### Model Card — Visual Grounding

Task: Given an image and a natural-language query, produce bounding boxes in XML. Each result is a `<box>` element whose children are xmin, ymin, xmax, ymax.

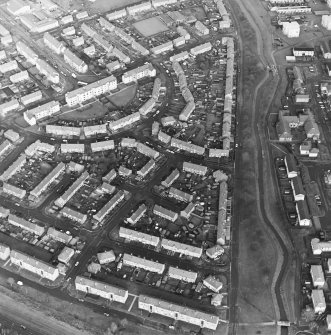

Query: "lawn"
<box><xmin>61</xmin><ymin>101</ymin><xmax>107</xmax><ymax>121</ymax></box>
<box><xmin>133</xmin><ymin>17</ymin><xmax>169</xmax><ymax>37</ymax></box>
<box><xmin>107</xmin><ymin>84</ymin><xmax>137</xmax><ymax>108</ymax></box>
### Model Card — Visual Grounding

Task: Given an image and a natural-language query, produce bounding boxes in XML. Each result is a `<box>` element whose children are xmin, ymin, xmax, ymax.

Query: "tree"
<box><xmin>119</xmin><ymin>318</ymin><xmax>128</xmax><ymax>329</ymax></box>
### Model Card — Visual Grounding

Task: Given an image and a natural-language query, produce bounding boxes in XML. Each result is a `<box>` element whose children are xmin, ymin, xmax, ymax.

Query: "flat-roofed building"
<box><xmin>47</xmin><ymin>227</ymin><xmax>72</xmax><ymax>244</ymax></box>
<box><xmin>121</xmin><ymin>138</ymin><xmax>137</xmax><ymax>148</ymax></box>
<box><xmin>0</xmin><ymin>154</ymin><xmax>26</xmax><ymax>181</ymax></box>
<box><xmin>183</xmin><ymin>162</ymin><xmax>207</xmax><ymax>176</ymax></box>
<box><xmin>10</xmin><ymin>250</ymin><xmax>59</xmax><ymax>281</ymax></box>
<box><xmin>102</xmin><ymin>169</ymin><xmax>117</xmax><ymax>183</ymax></box>
<box><xmin>93</xmin><ymin>190</ymin><xmax>125</xmax><ymax>222</ymax></box>
<box><xmin>43</xmin><ymin>32</ymin><xmax>65</xmax><ymax>54</ymax></box>
<box><xmin>123</xmin><ymin>253</ymin><xmax>165</xmax><ymax>274</ymax></box>
<box><xmin>0</xmin><ymin>206</ymin><xmax>10</xmax><ymax>218</ymax></box>
<box><xmin>310</xmin><ymin>265</ymin><xmax>325</xmax><ymax>288</ymax></box>
<box><xmin>106</xmin><ymin>9</ymin><xmax>127</xmax><ymax>21</ymax></box>
<box><xmin>180</xmin><ymin>202</ymin><xmax>196</xmax><ymax>218</ymax></box>
<box><xmin>122</xmin><ymin>63</ymin><xmax>156</xmax><ymax>84</ymax></box>
<box><xmin>21</xmin><ymin>91</ymin><xmax>42</xmax><ymax>106</ymax></box>
<box><xmin>119</xmin><ymin>227</ymin><xmax>160</xmax><ymax>247</ymax></box>
<box><xmin>60</xmin><ymin>143</ymin><xmax>84</xmax><ymax>153</ymax></box>
<box><xmin>24</xmin><ymin>101</ymin><xmax>60</xmax><ymax>126</ymax></box>
<box><xmin>8</xmin><ymin>214</ymin><xmax>45</xmax><ymax>235</ymax></box>
<box><xmin>109</xmin><ymin>112</ymin><xmax>141</xmax><ymax>131</ymax></box>
<box><xmin>55</xmin><ymin>171</ymin><xmax>89</xmax><ymax>208</ymax></box>
<box><xmin>0</xmin><ymin>60</ymin><xmax>18</xmax><ymax>73</ymax></box>
<box><xmin>61</xmin><ymin>206</ymin><xmax>87</xmax><ymax>224</ymax></box>
<box><xmin>58</xmin><ymin>246</ymin><xmax>75</xmax><ymax>264</ymax></box>
<box><xmin>0</xmin><ymin>140</ymin><xmax>13</xmax><ymax>157</ymax></box>
<box><xmin>30</xmin><ymin>162</ymin><xmax>65</xmax><ymax>198</ymax></box>
<box><xmin>171</xmin><ymin>138</ymin><xmax>205</xmax><ymax>155</ymax></box>
<box><xmin>75</xmin><ymin>276</ymin><xmax>128</xmax><ymax>303</ymax></box>
<box><xmin>83</xmin><ymin>124</ymin><xmax>108</xmax><ymax>137</ymax></box>
<box><xmin>137</xmin><ymin>143</ymin><xmax>159</xmax><ymax>159</ymax></box>
<box><xmin>311</xmin><ymin>289</ymin><xmax>326</xmax><ymax>314</ymax></box>
<box><xmin>3</xmin><ymin>182</ymin><xmax>26</xmax><ymax>199</ymax></box>
<box><xmin>161</xmin><ymin>239</ymin><xmax>202</xmax><ymax>258</ymax></box>
<box><xmin>168</xmin><ymin>266</ymin><xmax>197</xmax><ymax>283</ymax></box>
<box><xmin>97</xmin><ymin>250</ymin><xmax>115</xmax><ymax>264</ymax></box>
<box><xmin>0</xmin><ymin>243</ymin><xmax>10</xmax><ymax>260</ymax></box>
<box><xmin>0</xmin><ymin>99</ymin><xmax>20</xmax><ymax>116</ymax></box>
<box><xmin>63</xmin><ymin>48</ymin><xmax>88</xmax><ymax>73</ymax></box>
<box><xmin>138</xmin><ymin>295</ymin><xmax>219</xmax><ymax>330</ymax></box>
<box><xmin>153</xmin><ymin>204</ymin><xmax>178</xmax><ymax>222</ymax></box>
<box><xmin>127</xmin><ymin>204</ymin><xmax>147</xmax><ymax>224</ymax></box>
<box><xmin>137</xmin><ymin>159</ymin><xmax>155</xmax><ymax>177</ymax></box>
<box><xmin>46</xmin><ymin>125</ymin><xmax>81</xmax><ymax>137</ymax></box>
<box><xmin>190</xmin><ymin>42</ymin><xmax>212</xmax><ymax>56</ymax></box>
<box><xmin>203</xmin><ymin>275</ymin><xmax>223</xmax><ymax>293</ymax></box>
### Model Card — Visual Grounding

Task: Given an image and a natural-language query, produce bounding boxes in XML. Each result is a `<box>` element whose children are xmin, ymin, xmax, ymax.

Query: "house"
<box><xmin>291</xmin><ymin>176</ymin><xmax>305</xmax><ymax>201</ymax></box>
<box><xmin>300</xmin><ymin>141</ymin><xmax>311</xmax><ymax>155</ymax></box>
<box><xmin>284</xmin><ymin>154</ymin><xmax>298</xmax><ymax>178</ymax></box>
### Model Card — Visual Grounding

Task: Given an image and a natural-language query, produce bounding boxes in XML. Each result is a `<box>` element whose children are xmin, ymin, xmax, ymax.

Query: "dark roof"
<box><xmin>293</xmin><ymin>47</ymin><xmax>314</xmax><ymax>52</ymax></box>
<box><xmin>292</xmin><ymin>176</ymin><xmax>305</xmax><ymax>195</ymax></box>
<box><xmin>285</xmin><ymin>154</ymin><xmax>297</xmax><ymax>173</ymax></box>
<box><xmin>296</xmin><ymin>199</ymin><xmax>310</xmax><ymax>220</ymax></box>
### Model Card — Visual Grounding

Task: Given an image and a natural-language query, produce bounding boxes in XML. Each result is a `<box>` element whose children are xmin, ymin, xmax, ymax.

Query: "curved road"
<box><xmin>228</xmin><ymin>0</ymin><xmax>296</xmax><ymax>332</ymax></box>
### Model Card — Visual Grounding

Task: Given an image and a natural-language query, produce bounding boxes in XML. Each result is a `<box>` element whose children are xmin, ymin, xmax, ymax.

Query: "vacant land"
<box><xmin>107</xmin><ymin>84</ymin><xmax>137</xmax><ymax>108</ymax></box>
<box><xmin>133</xmin><ymin>17</ymin><xmax>169</xmax><ymax>37</ymax></box>
<box><xmin>61</xmin><ymin>101</ymin><xmax>107</xmax><ymax>121</ymax></box>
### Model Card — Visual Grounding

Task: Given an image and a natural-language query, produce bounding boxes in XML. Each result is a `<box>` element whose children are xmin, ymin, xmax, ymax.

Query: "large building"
<box><xmin>75</xmin><ymin>276</ymin><xmax>128</xmax><ymax>303</ymax></box>
<box><xmin>137</xmin><ymin>143</ymin><xmax>159</xmax><ymax>159</ymax></box>
<box><xmin>91</xmin><ymin>140</ymin><xmax>115</xmax><ymax>153</ymax></box>
<box><xmin>83</xmin><ymin>124</ymin><xmax>108</xmax><ymax>137</ymax></box>
<box><xmin>106</xmin><ymin>9</ymin><xmax>127</xmax><ymax>21</ymax></box>
<box><xmin>153</xmin><ymin>204</ymin><xmax>178</xmax><ymax>222</ymax></box>
<box><xmin>183</xmin><ymin>162</ymin><xmax>207</xmax><ymax>176</ymax></box>
<box><xmin>137</xmin><ymin>159</ymin><xmax>155</xmax><ymax>177</ymax></box>
<box><xmin>119</xmin><ymin>227</ymin><xmax>160</xmax><ymax>247</ymax></box>
<box><xmin>16</xmin><ymin>41</ymin><xmax>38</xmax><ymax>65</ymax></box>
<box><xmin>46</xmin><ymin>125</ymin><xmax>81</xmax><ymax>137</ymax></box>
<box><xmin>311</xmin><ymin>289</ymin><xmax>326</xmax><ymax>314</ymax></box>
<box><xmin>21</xmin><ymin>91</ymin><xmax>43</xmax><ymax>106</ymax></box>
<box><xmin>138</xmin><ymin>295</ymin><xmax>219</xmax><ymax>330</ymax></box>
<box><xmin>30</xmin><ymin>162</ymin><xmax>65</xmax><ymax>198</ymax></box>
<box><xmin>122</xmin><ymin>63</ymin><xmax>156</xmax><ymax>84</ymax></box>
<box><xmin>8</xmin><ymin>214</ymin><xmax>45</xmax><ymax>235</ymax></box>
<box><xmin>44</xmin><ymin>32</ymin><xmax>65</xmax><ymax>54</ymax></box>
<box><xmin>127</xmin><ymin>204</ymin><xmax>147</xmax><ymax>224</ymax></box>
<box><xmin>122</xmin><ymin>253</ymin><xmax>165</xmax><ymax>274</ymax></box>
<box><xmin>310</xmin><ymin>265</ymin><xmax>325</xmax><ymax>288</ymax></box>
<box><xmin>36</xmin><ymin>59</ymin><xmax>59</xmax><ymax>84</ymax></box>
<box><xmin>171</xmin><ymin>138</ymin><xmax>205</xmax><ymax>155</ymax></box>
<box><xmin>93</xmin><ymin>190</ymin><xmax>125</xmax><ymax>222</ymax></box>
<box><xmin>55</xmin><ymin>171</ymin><xmax>89</xmax><ymax>208</ymax></box>
<box><xmin>0</xmin><ymin>60</ymin><xmax>18</xmax><ymax>73</ymax></box>
<box><xmin>61</xmin><ymin>207</ymin><xmax>87</xmax><ymax>224</ymax></box>
<box><xmin>3</xmin><ymin>182</ymin><xmax>26</xmax><ymax>199</ymax></box>
<box><xmin>0</xmin><ymin>154</ymin><xmax>26</xmax><ymax>181</ymax></box>
<box><xmin>24</xmin><ymin>101</ymin><xmax>60</xmax><ymax>126</ymax></box>
<box><xmin>0</xmin><ymin>99</ymin><xmax>20</xmax><ymax>117</ymax></box>
<box><xmin>10</xmin><ymin>250</ymin><xmax>59</xmax><ymax>281</ymax></box>
<box><xmin>126</xmin><ymin>1</ymin><xmax>152</xmax><ymax>15</ymax></box>
<box><xmin>161</xmin><ymin>239</ymin><xmax>202</xmax><ymax>258</ymax></box>
<box><xmin>109</xmin><ymin>112</ymin><xmax>140</xmax><ymax>131</ymax></box>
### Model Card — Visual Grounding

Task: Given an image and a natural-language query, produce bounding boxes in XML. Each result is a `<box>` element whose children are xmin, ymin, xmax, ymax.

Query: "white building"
<box><xmin>61</xmin><ymin>207</ymin><xmax>87</xmax><ymax>224</ymax></box>
<box><xmin>119</xmin><ymin>227</ymin><xmax>160</xmax><ymax>247</ymax></box>
<box><xmin>83</xmin><ymin>124</ymin><xmax>108</xmax><ymax>137</ymax></box>
<box><xmin>179</xmin><ymin>101</ymin><xmax>196</xmax><ymax>121</ymax></box>
<box><xmin>97</xmin><ymin>250</ymin><xmax>115</xmax><ymax>264</ymax></box>
<box><xmin>9</xmin><ymin>71</ymin><xmax>29</xmax><ymax>83</ymax></box>
<box><xmin>151</xmin><ymin>41</ymin><xmax>174</xmax><ymax>55</ymax></box>
<box><xmin>152</xmin><ymin>0</ymin><xmax>177</xmax><ymax>8</ymax></box>
<box><xmin>153</xmin><ymin>204</ymin><xmax>178</xmax><ymax>222</ymax></box>
<box><xmin>93</xmin><ymin>190</ymin><xmax>125</xmax><ymax>222</ymax></box>
<box><xmin>60</xmin><ymin>143</ymin><xmax>84</xmax><ymax>154</ymax></box>
<box><xmin>180</xmin><ymin>202</ymin><xmax>196</xmax><ymax>219</ymax></box>
<box><xmin>171</xmin><ymin>138</ymin><xmax>205</xmax><ymax>155</ymax></box>
<box><xmin>30</xmin><ymin>162</ymin><xmax>65</xmax><ymax>198</ymax></box>
<box><xmin>0</xmin><ymin>206</ymin><xmax>10</xmax><ymax>219</ymax></box>
<box><xmin>46</xmin><ymin>125</ymin><xmax>81</xmax><ymax>137</ymax></box>
<box><xmin>0</xmin><ymin>99</ymin><xmax>20</xmax><ymax>117</ymax></box>
<box><xmin>36</xmin><ymin>59</ymin><xmax>59</xmax><ymax>84</ymax></box>
<box><xmin>0</xmin><ymin>243</ymin><xmax>10</xmax><ymax>260</ymax></box>
<box><xmin>109</xmin><ymin>112</ymin><xmax>140</xmax><ymax>131</ymax></box>
<box><xmin>190</xmin><ymin>42</ymin><xmax>212</xmax><ymax>56</ymax></box>
<box><xmin>121</xmin><ymin>138</ymin><xmax>137</xmax><ymax>148</ymax></box>
<box><xmin>170</xmin><ymin>51</ymin><xmax>189</xmax><ymax>62</ymax></box>
<box><xmin>106</xmin><ymin>9</ymin><xmax>127</xmax><ymax>21</ymax></box>
<box><xmin>127</xmin><ymin>204</ymin><xmax>147</xmax><ymax>224</ymax></box>
<box><xmin>47</xmin><ymin>227</ymin><xmax>72</xmax><ymax>244</ymax></box>
<box><xmin>75</xmin><ymin>276</ymin><xmax>128</xmax><ymax>303</ymax></box>
<box><xmin>203</xmin><ymin>275</ymin><xmax>223</xmax><ymax>293</ymax></box>
<box><xmin>16</xmin><ymin>41</ymin><xmax>38</xmax><ymax>65</ymax></box>
<box><xmin>122</xmin><ymin>63</ymin><xmax>156</xmax><ymax>84</ymax></box>
<box><xmin>25</xmin><ymin>140</ymin><xmax>54</xmax><ymax>156</ymax></box>
<box><xmin>195</xmin><ymin>21</ymin><xmax>209</xmax><ymax>35</ymax></box>
<box><xmin>4</xmin><ymin>129</ymin><xmax>19</xmax><ymax>143</ymax></box>
<box><xmin>137</xmin><ymin>143</ymin><xmax>159</xmax><ymax>159</ymax></box>
<box><xmin>311</xmin><ymin>238</ymin><xmax>331</xmax><ymax>255</ymax></box>
<box><xmin>183</xmin><ymin>162</ymin><xmax>207</xmax><ymax>176</ymax></box>
<box><xmin>58</xmin><ymin>247</ymin><xmax>75</xmax><ymax>264</ymax></box>
<box><xmin>8</xmin><ymin>214</ymin><xmax>45</xmax><ymax>235</ymax></box>
<box><xmin>168</xmin><ymin>266</ymin><xmax>197</xmax><ymax>283</ymax></box>
<box><xmin>10</xmin><ymin>250</ymin><xmax>59</xmax><ymax>281</ymax></box>
<box><xmin>102</xmin><ymin>169</ymin><xmax>117</xmax><ymax>183</ymax></box>
<box><xmin>126</xmin><ymin>1</ymin><xmax>152</xmax><ymax>16</ymax></box>
<box><xmin>310</xmin><ymin>265</ymin><xmax>325</xmax><ymax>288</ymax></box>
<box><xmin>206</xmin><ymin>245</ymin><xmax>224</xmax><ymax>259</ymax></box>
<box><xmin>21</xmin><ymin>91</ymin><xmax>43</xmax><ymax>106</ymax></box>
<box><xmin>0</xmin><ymin>140</ymin><xmax>12</xmax><ymax>158</ymax></box>
<box><xmin>61</xmin><ymin>15</ymin><xmax>73</xmax><ymax>25</ymax></box>
<box><xmin>3</xmin><ymin>182</ymin><xmax>26</xmax><ymax>199</ymax></box>
<box><xmin>161</xmin><ymin>239</ymin><xmax>202</xmax><ymax>258</ymax></box>
<box><xmin>24</xmin><ymin>101</ymin><xmax>60</xmax><ymax>126</ymax></box>
<box><xmin>311</xmin><ymin>289</ymin><xmax>326</xmax><ymax>314</ymax></box>
<box><xmin>139</xmin><ymin>98</ymin><xmax>156</xmax><ymax>116</ymax></box>
<box><xmin>158</xmin><ymin>130</ymin><xmax>171</xmax><ymax>144</ymax></box>
<box><xmin>282</xmin><ymin>21</ymin><xmax>300</xmax><ymax>38</ymax></box>
<box><xmin>55</xmin><ymin>171</ymin><xmax>89</xmax><ymax>208</ymax></box>
<box><xmin>123</xmin><ymin>253</ymin><xmax>165</xmax><ymax>274</ymax></box>
<box><xmin>44</xmin><ymin>32</ymin><xmax>65</xmax><ymax>54</ymax></box>
<box><xmin>118</xmin><ymin>166</ymin><xmax>132</xmax><ymax>177</ymax></box>
<box><xmin>91</xmin><ymin>140</ymin><xmax>114</xmax><ymax>153</ymax></box>
<box><xmin>169</xmin><ymin>187</ymin><xmax>193</xmax><ymax>203</ymax></box>
<box><xmin>0</xmin><ymin>154</ymin><xmax>26</xmax><ymax>181</ymax></box>
<box><xmin>0</xmin><ymin>60</ymin><xmax>18</xmax><ymax>73</ymax></box>
<box><xmin>7</xmin><ymin>0</ymin><xmax>30</xmax><ymax>16</ymax></box>
<box><xmin>137</xmin><ymin>159</ymin><xmax>155</xmax><ymax>178</ymax></box>
<box><xmin>138</xmin><ymin>295</ymin><xmax>219</xmax><ymax>330</ymax></box>
<box><xmin>63</xmin><ymin>48</ymin><xmax>88</xmax><ymax>73</ymax></box>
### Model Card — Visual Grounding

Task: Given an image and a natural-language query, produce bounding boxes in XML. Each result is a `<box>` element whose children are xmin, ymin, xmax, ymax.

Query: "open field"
<box><xmin>60</xmin><ymin>101</ymin><xmax>107</xmax><ymax>121</ymax></box>
<box><xmin>107</xmin><ymin>84</ymin><xmax>137</xmax><ymax>107</ymax></box>
<box><xmin>133</xmin><ymin>17</ymin><xmax>169</xmax><ymax>37</ymax></box>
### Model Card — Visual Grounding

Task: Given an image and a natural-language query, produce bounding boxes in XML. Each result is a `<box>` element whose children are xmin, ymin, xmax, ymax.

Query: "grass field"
<box><xmin>107</xmin><ymin>84</ymin><xmax>137</xmax><ymax>107</ymax></box>
<box><xmin>133</xmin><ymin>17</ymin><xmax>169</xmax><ymax>37</ymax></box>
<box><xmin>61</xmin><ymin>101</ymin><xmax>107</xmax><ymax>121</ymax></box>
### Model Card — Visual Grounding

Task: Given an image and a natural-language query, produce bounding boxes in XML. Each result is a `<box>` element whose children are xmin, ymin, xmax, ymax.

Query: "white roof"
<box><xmin>123</xmin><ymin>253</ymin><xmax>165</xmax><ymax>273</ymax></box>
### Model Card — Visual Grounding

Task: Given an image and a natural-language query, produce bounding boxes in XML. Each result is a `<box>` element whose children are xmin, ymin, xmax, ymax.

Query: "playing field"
<box><xmin>133</xmin><ymin>17</ymin><xmax>169</xmax><ymax>37</ymax></box>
